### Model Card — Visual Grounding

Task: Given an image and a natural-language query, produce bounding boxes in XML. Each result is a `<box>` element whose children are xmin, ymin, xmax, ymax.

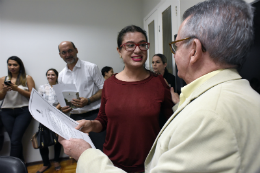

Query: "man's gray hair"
<box><xmin>181</xmin><ymin>0</ymin><xmax>254</xmax><ymax>67</ymax></box>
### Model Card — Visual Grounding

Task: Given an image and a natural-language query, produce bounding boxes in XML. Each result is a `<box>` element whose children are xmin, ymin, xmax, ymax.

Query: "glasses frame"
<box><xmin>60</xmin><ymin>49</ymin><xmax>74</xmax><ymax>55</ymax></box>
<box><xmin>169</xmin><ymin>37</ymin><xmax>206</xmax><ymax>54</ymax></box>
<box><xmin>120</xmin><ymin>42</ymin><xmax>150</xmax><ymax>52</ymax></box>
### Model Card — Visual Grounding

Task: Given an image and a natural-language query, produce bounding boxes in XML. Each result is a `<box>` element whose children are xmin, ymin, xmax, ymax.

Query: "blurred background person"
<box><xmin>0</xmin><ymin>56</ymin><xmax>35</xmax><ymax>163</ymax></box>
<box><xmin>36</xmin><ymin>68</ymin><xmax>62</xmax><ymax>173</ymax></box>
<box><xmin>70</xmin><ymin>25</ymin><xmax>174</xmax><ymax>173</ymax></box>
<box><xmin>152</xmin><ymin>53</ymin><xmax>175</xmax><ymax>88</ymax></box>
<box><xmin>101</xmin><ymin>66</ymin><xmax>114</xmax><ymax>80</ymax></box>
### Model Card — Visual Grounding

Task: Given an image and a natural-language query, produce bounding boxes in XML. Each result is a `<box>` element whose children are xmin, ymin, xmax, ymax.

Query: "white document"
<box><xmin>29</xmin><ymin>88</ymin><xmax>95</xmax><ymax>148</ymax></box>
<box><xmin>53</xmin><ymin>84</ymin><xmax>78</xmax><ymax>107</ymax></box>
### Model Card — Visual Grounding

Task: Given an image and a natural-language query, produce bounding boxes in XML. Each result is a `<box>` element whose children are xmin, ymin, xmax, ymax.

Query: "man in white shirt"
<box><xmin>58</xmin><ymin>41</ymin><xmax>106</xmax><ymax>151</ymax></box>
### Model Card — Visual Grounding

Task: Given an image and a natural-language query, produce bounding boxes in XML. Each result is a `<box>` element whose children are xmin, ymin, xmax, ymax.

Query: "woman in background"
<box><xmin>0</xmin><ymin>56</ymin><xmax>35</xmax><ymax>162</ymax></box>
<box><xmin>76</xmin><ymin>25</ymin><xmax>174</xmax><ymax>172</ymax></box>
<box><xmin>152</xmin><ymin>53</ymin><xmax>175</xmax><ymax>88</ymax></box>
<box><xmin>101</xmin><ymin>66</ymin><xmax>114</xmax><ymax>80</ymax></box>
<box><xmin>36</xmin><ymin>68</ymin><xmax>62</xmax><ymax>173</ymax></box>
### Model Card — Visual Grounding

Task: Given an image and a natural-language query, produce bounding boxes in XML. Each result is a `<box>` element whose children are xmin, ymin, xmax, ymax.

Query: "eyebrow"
<box><xmin>125</xmin><ymin>40</ymin><xmax>147</xmax><ymax>43</ymax></box>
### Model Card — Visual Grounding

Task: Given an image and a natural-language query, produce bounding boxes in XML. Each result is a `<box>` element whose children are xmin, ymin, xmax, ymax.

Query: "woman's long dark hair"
<box><xmin>7</xmin><ymin>56</ymin><xmax>27</xmax><ymax>86</ymax></box>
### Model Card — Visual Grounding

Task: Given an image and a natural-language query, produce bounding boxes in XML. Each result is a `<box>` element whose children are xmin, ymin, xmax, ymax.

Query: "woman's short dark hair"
<box><xmin>7</xmin><ymin>56</ymin><xmax>27</xmax><ymax>86</ymax></box>
<box><xmin>153</xmin><ymin>53</ymin><xmax>167</xmax><ymax>64</ymax></box>
<box><xmin>117</xmin><ymin>25</ymin><xmax>148</xmax><ymax>50</ymax></box>
<box><xmin>46</xmin><ymin>68</ymin><xmax>59</xmax><ymax>83</ymax></box>
<box><xmin>101</xmin><ymin>66</ymin><xmax>112</xmax><ymax>77</ymax></box>
<box><xmin>153</xmin><ymin>53</ymin><xmax>169</xmax><ymax>73</ymax></box>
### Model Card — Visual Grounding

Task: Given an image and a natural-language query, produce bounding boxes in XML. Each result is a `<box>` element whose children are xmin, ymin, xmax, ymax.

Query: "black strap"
<box><xmin>0</xmin><ymin>77</ymin><xmax>8</xmax><ymax>109</ymax></box>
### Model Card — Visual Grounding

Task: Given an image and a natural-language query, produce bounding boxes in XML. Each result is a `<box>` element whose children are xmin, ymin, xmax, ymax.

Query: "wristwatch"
<box><xmin>87</xmin><ymin>98</ymin><xmax>91</xmax><ymax>105</ymax></box>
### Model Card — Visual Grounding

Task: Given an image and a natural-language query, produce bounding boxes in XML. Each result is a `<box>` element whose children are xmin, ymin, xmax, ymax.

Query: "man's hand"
<box><xmin>58</xmin><ymin>136</ymin><xmax>92</xmax><ymax>160</ymax></box>
<box><xmin>76</xmin><ymin>120</ymin><xmax>92</xmax><ymax>133</ymax></box>
<box><xmin>170</xmin><ymin>87</ymin><xmax>180</xmax><ymax>104</ymax></box>
<box><xmin>71</xmin><ymin>97</ymin><xmax>88</xmax><ymax>108</ymax></box>
<box><xmin>61</xmin><ymin>106</ymin><xmax>72</xmax><ymax>113</ymax></box>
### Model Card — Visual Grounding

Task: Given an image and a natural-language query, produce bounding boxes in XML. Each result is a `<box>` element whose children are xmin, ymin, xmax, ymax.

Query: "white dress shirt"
<box><xmin>58</xmin><ymin>59</ymin><xmax>104</xmax><ymax>114</ymax></box>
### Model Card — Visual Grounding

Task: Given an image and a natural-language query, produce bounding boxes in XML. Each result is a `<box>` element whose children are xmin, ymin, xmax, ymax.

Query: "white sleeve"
<box><xmin>38</xmin><ymin>85</ymin><xmax>44</xmax><ymax>96</ymax></box>
<box><xmin>91</xmin><ymin>65</ymin><xmax>104</xmax><ymax>90</ymax></box>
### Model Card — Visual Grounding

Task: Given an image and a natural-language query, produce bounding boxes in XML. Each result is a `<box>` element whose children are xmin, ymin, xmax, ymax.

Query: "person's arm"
<box><xmin>58</xmin><ymin>137</ymin><xmax>125</xmax><ymax>173</ymax></box>
<box><xmin>76</xmin><ymin>119</ymin><xmax>103</xmax><ymax>133</ymax></box>
<box><xmin>170</xmin><ymin>87</ymin><xmax>179</xmax><ymax>104</ymax></box>
<box><xmin>0</xmin><ymin>77</ymin><xmax>9</xmax><ymax>100</ymax></box>
<box><xmin>161</xmin><ymin>85</ymin><xmax>174</xmax><ymax>120</ymax></box>
<box><xmin>88</xmin><ymin>89</ymin><xmax>102</xmax><ymax>103</ymax></box>
<box><xmin>9</xmin><ymin>75</ymin><xmax>35</xmax><ymax>98</ymax></box>
<box><xmin>71</xmin><ymin>89</ymin><xmax>102</xmax><ymax>108</ymax></box>
<box><xmin>56</xmin><ymin>104</ymin><xmax>61</xmax><ymax>110</ymax></box>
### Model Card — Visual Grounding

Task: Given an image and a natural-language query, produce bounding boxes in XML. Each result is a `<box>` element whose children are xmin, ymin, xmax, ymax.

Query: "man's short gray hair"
<box><xmin>181</xmin><ymin>0</ymin><xmax>254</xmax><ymax>67</ymax></box>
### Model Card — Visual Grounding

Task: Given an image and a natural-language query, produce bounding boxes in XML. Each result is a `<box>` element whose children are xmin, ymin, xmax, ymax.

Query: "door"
<box><xmin>158</xmin><ymin>0</ymin><xmax>179</xmax><ymax>75</ymax></box>
<box><xmin>144</xmin><ymin>10</ymin><xmax>159</xmax><ymax>71</ymax></box>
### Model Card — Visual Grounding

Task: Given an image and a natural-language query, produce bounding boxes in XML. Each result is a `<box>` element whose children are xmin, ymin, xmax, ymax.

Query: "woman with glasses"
<box><xmin>76</xmin><ymin>25</ymin><xmax>174</xmax><ymax>172</ymax></box>
<box><xmin>0</xmin><ymin>56</ymin><xmax>35</xmax><ymax>163</ymax></box>
<box><xmin>152</xmin><ymin>53</ymin><xmax>175</xmax><ymax>88</ymax></box>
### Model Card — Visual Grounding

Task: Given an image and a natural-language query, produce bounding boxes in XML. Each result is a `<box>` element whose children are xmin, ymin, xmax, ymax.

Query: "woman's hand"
<box><xmin>2</xmin><ymin>83</ymin><xmax>11</xmax><ymax>92</ymax></box>
<box><xmin>61</xmin><ymin>106</ymin><xmax>72</xmax><ymax>113</ymax></box>
<box><xmin>170</xmin><ymin>87</ymin><xmax>180</xmax><ymax>104</ymax></box>
<box><xmin>8</xmin><ymin>83</ymin><xmax>19</xmax><ymax>91</ymax></box>
<box><xmin>76</xmin><ymin>120</ymin><xmax>93</xmax><ymax>133</ymax></box>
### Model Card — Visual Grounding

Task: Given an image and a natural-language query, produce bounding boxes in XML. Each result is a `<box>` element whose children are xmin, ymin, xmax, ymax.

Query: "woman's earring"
<box><xmin>120</xmin><ymin>56</ymin><xmax>122</xmax><ymax>59</ymax></box>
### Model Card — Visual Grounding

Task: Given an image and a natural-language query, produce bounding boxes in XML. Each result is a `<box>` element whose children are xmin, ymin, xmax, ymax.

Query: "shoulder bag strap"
<box><xmin>0</xmin><ymin>76</ymin><xmax>8</xmax><ymax>109</ymax></box>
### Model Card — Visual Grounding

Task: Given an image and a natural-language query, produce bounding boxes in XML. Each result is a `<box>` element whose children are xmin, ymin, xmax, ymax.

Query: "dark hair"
<box><xmin>7</xmin><ymin>56</ymin><xmax>27</xmax><ymax>86</ymax></box>
<box><xmin>46</xmin><ymin>68</ymin><xmax>59</xmax><ymax>84</ymax></box>
<box><xmin>58</xmin><ymin>41</ymin><xmax>76</xmax><ymax>52</ymax></box>
<box><xmin>101</xmin><ymin>66</ymin><xmax>113</xmax><ymax>77</ymax></box>
<box><xmin>153</xmin><ymin>54</ymin><xmax>167</xmax><ymax>64</ymax></box>
<box><xmin>153</xmin><ymin>53</ymin><xmax>169</xmax><ymax>73</ymax></box>
<box><xmin>117</xmin><ymin>25</ymin><xmax>148</xmax><ymax>50</ymax></box>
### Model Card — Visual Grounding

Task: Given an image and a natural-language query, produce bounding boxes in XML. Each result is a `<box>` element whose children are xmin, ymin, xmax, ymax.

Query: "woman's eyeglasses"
<box><xmin>120</xmin><ymin>42</ymin><xmax>150</xmax><ymax>52</ymax></box>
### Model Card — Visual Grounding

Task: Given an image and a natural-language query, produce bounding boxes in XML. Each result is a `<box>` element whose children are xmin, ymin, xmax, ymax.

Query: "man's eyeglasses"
<box><xmin>169</xmin><ymin>35</ymin><xmax>206</xmax><ymax>54</ymax></box>
<box><xmin>120</xmin><ymin>42</ymin><xmax>150</xmax><ymax>52</ymax></box>
<box><xmin>60</xmin><ymin>49</ymin><xmax>74</xmax><ymax>55</ymax></box>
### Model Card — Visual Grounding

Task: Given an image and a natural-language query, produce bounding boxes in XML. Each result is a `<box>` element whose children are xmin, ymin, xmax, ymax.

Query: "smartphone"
<box><xmin>4</xmin><ymin>81</ymin><xmax>12</xmax><ymax>86</ymax></box>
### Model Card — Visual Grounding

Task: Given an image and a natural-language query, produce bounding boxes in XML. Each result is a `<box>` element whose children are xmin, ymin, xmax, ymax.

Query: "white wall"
<box><xmin>142</xmin><ymin>0</ymin><xmax>162</xmax><ymax>19</ymax></box>
<box><xmin>0</xmin><ymin>0</ymin><xmax>143</xmax><ymax>163</ymax></box>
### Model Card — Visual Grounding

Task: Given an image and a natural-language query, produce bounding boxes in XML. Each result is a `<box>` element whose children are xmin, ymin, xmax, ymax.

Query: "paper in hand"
<box><xmin>29</xmin><ymin>88</ymin><xmax>95</xmax><ymax>148</ymax></box>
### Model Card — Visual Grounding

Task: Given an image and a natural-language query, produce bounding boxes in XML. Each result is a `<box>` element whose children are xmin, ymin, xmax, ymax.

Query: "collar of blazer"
<box><xmin>145</xmin><ymin>68</ymin><xmax>242</xmax><ymax>164</ymax></box>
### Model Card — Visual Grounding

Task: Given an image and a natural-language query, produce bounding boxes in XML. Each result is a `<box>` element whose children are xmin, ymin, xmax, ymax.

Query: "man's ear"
<box><xmin>190</xmin><ymin>39</ymin><xmax>203</xmax><ymax>64</ymax></box>
<box><xmin>75</xmin><ymin>48</ymin><xmax>78</xmax><ymax>53</ymax></box>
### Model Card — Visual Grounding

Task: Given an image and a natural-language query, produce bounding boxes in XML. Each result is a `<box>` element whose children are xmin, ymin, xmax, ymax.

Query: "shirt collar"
<box><xmin>65</xmin><ymin>58</ymin><xmax>81</xmax><ymax>72</ymax></box>
<box><xmin>178</xmin><ymin>69</ymin><xmax>223</xmax><ymax>108</ymax></box>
